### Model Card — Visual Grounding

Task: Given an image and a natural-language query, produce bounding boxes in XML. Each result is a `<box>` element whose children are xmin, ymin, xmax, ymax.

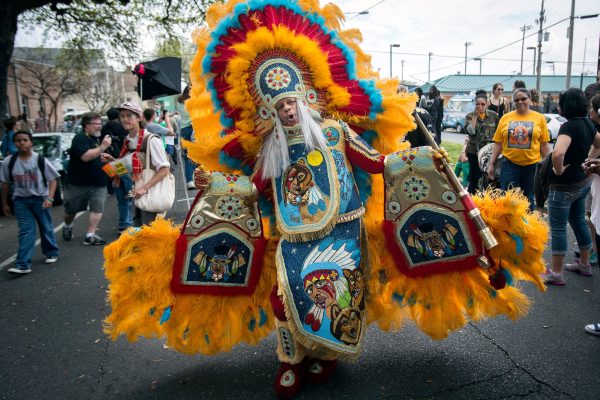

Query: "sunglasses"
<box><xmin>496</xmin><ymin>88</ymin><xmax>504</xmax><ymax>91</ymax></box>
<box><xmin>514</xmin><ymin>97</ymin><xmax>529</xmax><ymax>103</ymax></box>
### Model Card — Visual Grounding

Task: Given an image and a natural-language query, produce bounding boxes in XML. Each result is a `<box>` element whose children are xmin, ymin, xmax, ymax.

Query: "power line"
<box><xmin>410</xmin><ymin>15</ymin><xmax>576</xmax><ymax>76</ymax></box>
<box><xmin>346</xmin><ymin>0</ymin><xmax>387</xmax><ymax>20</ymax></box>
<box><xmin>367</xmin><ymin>50</ymin><xmax>593</xmax><ymax>65</ymax></box>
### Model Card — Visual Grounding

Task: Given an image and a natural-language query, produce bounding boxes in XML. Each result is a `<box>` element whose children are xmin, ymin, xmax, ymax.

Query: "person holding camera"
<box><xmin>62</xmin><ymin>112</ymin><xmax>113</xmax><ymax>245</ymax></box>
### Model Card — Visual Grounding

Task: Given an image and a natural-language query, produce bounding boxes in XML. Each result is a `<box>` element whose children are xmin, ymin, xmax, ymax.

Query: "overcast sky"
<box><xmin>337</xmin><ymin>0</ymin><xmax>599</xmax><ymax>83</ymax></box>
<box><xmin>15</xmin><ymin>0</ymin><xmax>599</xmax><ymax>83</ymax></box>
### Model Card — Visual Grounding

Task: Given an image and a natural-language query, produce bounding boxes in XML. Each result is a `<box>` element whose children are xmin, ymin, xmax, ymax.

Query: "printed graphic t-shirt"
<box><xmin>493</xmin><ymin>111</ymin><xmax>550</xmax><ymax>166</ymax></box>
<box><xmin>0</xmin><ymin>152</ymin><xmax>60</xmax><ymax>199</ymax></box>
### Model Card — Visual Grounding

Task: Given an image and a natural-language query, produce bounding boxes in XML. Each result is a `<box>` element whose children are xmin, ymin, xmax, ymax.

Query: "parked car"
<box><xmin>544</xmin><ymin>113</ymin><xmax>567</xmax><ymax>142</ymax></box>
<box><xmin>442</xmin><ymin>94</ymin><xmax>475</xmax><ymax>133</ymax></box>
<box><xmin>32</xmin><ymin>132</ymin><xmax>75</xmax><ymax>206</ymax></box>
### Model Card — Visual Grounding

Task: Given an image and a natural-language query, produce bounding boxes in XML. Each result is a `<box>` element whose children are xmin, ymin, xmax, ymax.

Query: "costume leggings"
<box><xmin>270</xmin><ymin>284</ymin><xmax>337</xmax><ymax>364</ymax></box>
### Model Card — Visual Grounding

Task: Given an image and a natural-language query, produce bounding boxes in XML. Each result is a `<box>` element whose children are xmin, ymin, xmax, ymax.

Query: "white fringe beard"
<box><xmin>259</xmin><ymin>100</ymin><xmax>328</xmax><ymax>180</ymax></box>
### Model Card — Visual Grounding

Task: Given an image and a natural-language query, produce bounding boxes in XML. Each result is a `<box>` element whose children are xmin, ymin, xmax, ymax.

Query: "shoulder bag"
<box><xmin>134</xmin><ymin>138</ymin><xmax>175</xmax><ymax>213</ymax></box>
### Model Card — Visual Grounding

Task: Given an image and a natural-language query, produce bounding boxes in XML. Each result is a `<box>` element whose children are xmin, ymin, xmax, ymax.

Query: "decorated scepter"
<box><xmin>413</xmin><ymin>111</ymin><xmax>498</xmax><ymax>252</ymax></box>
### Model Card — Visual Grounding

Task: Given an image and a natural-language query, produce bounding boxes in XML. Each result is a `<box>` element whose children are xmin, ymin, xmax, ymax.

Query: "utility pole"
<box><xmin>389</xmin><ymin>43</ymin><xmax>400</xmax><ymax>78</ymax></box>
<box><xmin>565</xmin><ymin>0</ymin><xmax>576</xmax><ymax>88</ymax></box>
<box><xmin>535</xmin><ymin>0</ymin><xmax>545</xmax><ymax>93</ymax></box>
<box><xmin>464</xmin><ymin>42</ymin><xmax>472</xmax><ymax>74</ymax></box>
<box><xmin>520</xmin><ymin>24</ymin><xmax>533</xmax><ymax>74</ymax></box>
<box><xmin>428</xmin><ymin>52</ymin><xmax>433</xmax><ymax>83</ymax></box>
<box><xmin>401</xmin><ymin>60</ymin><xmax>405</xmax><ymax>83</ymax></box>
<box><xmin>580</xmin><ymin>37</ymin><xmax>587</xmax><ymax>88</ymax></box>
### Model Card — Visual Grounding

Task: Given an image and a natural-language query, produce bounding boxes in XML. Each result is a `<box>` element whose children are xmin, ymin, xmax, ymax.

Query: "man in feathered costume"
<box><xmin>103</xmin><ymin>1</ymin><xmax>549</xmax><ymax>398</ymax></box>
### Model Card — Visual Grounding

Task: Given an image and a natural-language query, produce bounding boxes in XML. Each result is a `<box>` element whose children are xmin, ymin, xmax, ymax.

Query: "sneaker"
<box><xmin>584</xmin><ymin>323</ymin><xmax>600</xmax><ymax>336</ymax></box>
<box><xmin>187</xmin><ymin>181</ymin><xmax>195</xmax><ymax>190</ymax></box>
<box><xmin>83</xmin><ymin>234</ymin><xmax>107</xmax><ymax>246</ymax></box>
<box><xmin>541</xmin><ymin>269</ymin><xmax>565</xmax><ymax>286</ymax></box>
<box><xmin>573</xmin><ymin>251</ymin><xmax>599</xmax><ymax>267</ymax></box>
<box><xmin>62</xmin><ymin>225</ymin><xmax>73</xmax><ymax>241</ymax></box>
<box><xmin>8</xmin><ymin>267</ymin><xmax>31</xmax><ymax>274</ymax></box>
<box><xmin>44</xmin><ymin>256</ymin><xmax>58</xmax><ymax>264</ymax></box>
<box><xmin>564</xmin><ymin>262</ymin><xmax>593</xmax><ymax>277</ymax></box>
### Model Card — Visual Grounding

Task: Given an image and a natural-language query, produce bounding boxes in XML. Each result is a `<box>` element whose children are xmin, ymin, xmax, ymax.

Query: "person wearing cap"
<box><xmin>62</xmin><ymin>112</ymin><xmax>113</xmax><ymax>245</ymax></box>
<box><xmin>117</xmin><ymin>102</ymin><xmax>171</xmax><ymax>225</ymax></box>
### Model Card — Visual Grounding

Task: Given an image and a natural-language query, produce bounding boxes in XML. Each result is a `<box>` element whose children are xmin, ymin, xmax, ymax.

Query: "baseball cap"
<box><xmin>117</xmin><ymin>102</ymin><xmax>142</xmax><ymax>117</ymax></box>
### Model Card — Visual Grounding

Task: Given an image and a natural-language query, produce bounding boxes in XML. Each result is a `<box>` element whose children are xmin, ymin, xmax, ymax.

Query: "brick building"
<box><xmin>6</xmin><ymin>47</ymin><xmax>138</xmax><ymax>131</ymax></box>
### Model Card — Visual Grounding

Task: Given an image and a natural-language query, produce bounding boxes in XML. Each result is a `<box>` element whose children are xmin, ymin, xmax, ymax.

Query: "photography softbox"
<box><xmin>134</xmin><ymin>57</ymin><xmax>182</xmax><ymax>100</ymax></box>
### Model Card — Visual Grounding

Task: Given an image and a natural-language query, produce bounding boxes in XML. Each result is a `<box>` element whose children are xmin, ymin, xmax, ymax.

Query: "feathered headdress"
<box><xmin>185</xmin><ymin>0</ymin><xmax>416</xmax><ymax>175</ymax></box>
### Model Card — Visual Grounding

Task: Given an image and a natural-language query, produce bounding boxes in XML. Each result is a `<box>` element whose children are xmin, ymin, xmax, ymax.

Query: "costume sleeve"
<box><xmin>342</xmin><ymin>121</ymin><xmax>385</xmax><ymax>174</ymax></box>
<box><xmin>250</xmin><ymin>162</ymin><xmax>274</xmax><ymax>204</ymax></box>
<box><xmin>251</xmin><ymin>171</ymin><xmax>269</xmax><ymax>193</ymax></box>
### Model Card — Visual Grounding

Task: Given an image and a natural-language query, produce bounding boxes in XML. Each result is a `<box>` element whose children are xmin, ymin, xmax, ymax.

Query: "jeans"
<box><xmin>500</xmin><ymin>158</ymin><xmax>537</xmax><ymax>211</ymax></box>
<box><xmin>548</xmin><ymin>183</ymin><xmax>592</xmax><ymax>256</ymax></box>
<box><xmin>14</xmin><ymin>196</ymin><xmax>59</xmax><ymax>270</ymax></box>
<box><xmin>181</xmin><ymin>125</ymin><xmax>195</xmax><ymax>182</ymax></box>
<box><xmin>467</xmin><ymin>152</ymin><xmax>481</xmax><ymax>194</ymax></box>
<box><xmin>114</xmin><ymin>175</ymin><xmax>133</xmax><ymax>229</ymax></box>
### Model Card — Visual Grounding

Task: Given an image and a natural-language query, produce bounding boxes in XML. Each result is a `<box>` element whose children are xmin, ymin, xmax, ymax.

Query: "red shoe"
<box><xmin>274</xmin><ymin>362</ymin><xmax>305</xmax><ymax>399</ymax></box>
<box><xmin>304</xmin><ymin>358</ymin><xmax>338</xmax><ymax>384</ymax></box>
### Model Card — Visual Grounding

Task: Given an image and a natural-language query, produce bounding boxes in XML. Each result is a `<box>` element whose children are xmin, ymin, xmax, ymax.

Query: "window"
<box><xmin>20</xmin><ymin>95</ymin><xmax>29</xmax><ymax>116</ymax></box>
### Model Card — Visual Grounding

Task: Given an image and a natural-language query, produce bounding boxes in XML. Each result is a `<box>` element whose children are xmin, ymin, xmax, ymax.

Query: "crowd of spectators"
<box><xmin>1</xmin><ymin>97</ymin><xmax>195</xmax><ymax>270</ymax></box>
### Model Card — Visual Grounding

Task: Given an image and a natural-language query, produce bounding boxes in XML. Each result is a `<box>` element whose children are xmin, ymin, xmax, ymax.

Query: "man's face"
<box><xmin>14</xmin><ymin>134</ymin><xmax>33</xmax><ymax>153</ymax></box>
<box><xmin>119</xmin><ymin>111</ymin><xmax>140</xmax><ymax>131</ymax></box>
<box><xmin>85</xmin><ymin>118</ymin><xmax>102</xmax><ymax>136</ymax></box>
<box><xmin>275</xmin><ymin>97</ymin><xmax>299</xmax><ymax>127</ymax></box>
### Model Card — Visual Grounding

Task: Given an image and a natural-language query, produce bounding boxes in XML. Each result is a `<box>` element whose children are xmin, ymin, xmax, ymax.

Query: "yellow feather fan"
<box><xmin>104</xmin><ymin>219</ymin><xmax>277</xmax><ymax>355</ymax></box>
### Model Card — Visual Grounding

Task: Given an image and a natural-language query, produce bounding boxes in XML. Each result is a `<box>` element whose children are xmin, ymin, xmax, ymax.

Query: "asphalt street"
<box><xmin>1</xmin><ymin>158</ymin><xmax>599</xmax><ymax>400</ymax></box>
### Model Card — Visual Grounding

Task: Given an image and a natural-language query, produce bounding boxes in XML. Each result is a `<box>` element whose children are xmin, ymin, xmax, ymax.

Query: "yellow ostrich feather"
<box><xmin>367</xmin><ymin>188</ymin><xmax>548</xmax><ymax>339</ymax></box>
<box><xmin>103</xmin><ymin>219</ymin><xmax>277</xmax><ymax>355</ymax></box>
<box><xmin>103</xmin><ymin>0</ymin><xmax>551</xmax><ymax>360</ymax></box>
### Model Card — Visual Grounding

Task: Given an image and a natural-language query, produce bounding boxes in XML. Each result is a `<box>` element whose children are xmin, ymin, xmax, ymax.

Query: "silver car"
<box><xmin>32</xmin><ymin>132</ymin><xmax>75</xmax><ymax>205</ymax></box>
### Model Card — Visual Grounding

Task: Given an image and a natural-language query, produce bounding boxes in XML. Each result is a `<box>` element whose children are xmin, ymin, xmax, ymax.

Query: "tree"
<box><xmin>1</xmin><ymin>0</ymin><xmax>213</xmax><ymax>131</ymax></box>
<box><xmin>14</xmin><ymin>48</ymin><xmax>90</xmax><ymax>130</ymax></box>
<box><xmin>154</xmin><ymin>35</ymin><xmax>196</xmax><ymax>84</ymax></box>
<box><xmin>78</xmin><ymin>69</ymin><xmax>125</xmax><ymax>115</ymax></box>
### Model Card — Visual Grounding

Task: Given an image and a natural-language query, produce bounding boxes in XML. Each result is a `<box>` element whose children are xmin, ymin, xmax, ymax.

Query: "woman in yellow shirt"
<box><xmin>487</xmin><ymin>88</ymin><xmax>552</xmax><ymax>210</ymax></box>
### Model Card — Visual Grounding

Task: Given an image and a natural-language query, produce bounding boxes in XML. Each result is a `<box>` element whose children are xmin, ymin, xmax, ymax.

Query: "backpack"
<box><xmin>8</xmin><ymin>154</ymin><xmax>48</xmax><ymax>187</ymax></box>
